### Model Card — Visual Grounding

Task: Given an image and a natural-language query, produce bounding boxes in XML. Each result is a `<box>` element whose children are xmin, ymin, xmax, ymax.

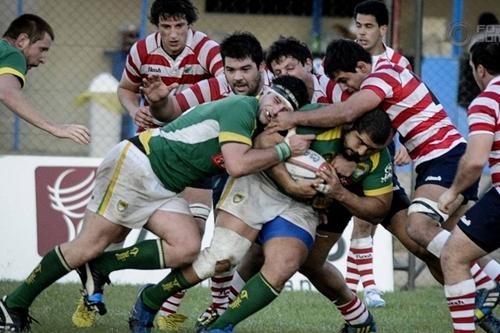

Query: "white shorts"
<box><xmin>217</xmin><ymin>172</ymin><xmax>319</xmax><ymax>239</ymax></box>
<box><xmin>87</xmin><ymin>141</ymin><xmax>191</xmax><ymax>229</ymax></box>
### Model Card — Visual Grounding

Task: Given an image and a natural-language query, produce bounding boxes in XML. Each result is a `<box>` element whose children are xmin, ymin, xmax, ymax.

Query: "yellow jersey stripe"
<box><xmin>316</xmin><ymin>127</ymin><xmax>342</xmax><ymax>141</ymax></box>
<box><xmin>98</xmin><ymin>142</ymin><xmax>131</xmax><ymax>214</ymax></box>
<box><xmin>369</xmin><ymin>152</ymin><xmax>380</xmax><ymax>171</ymax></box>
<box><xmin>364</xmin><ymin>184</ymin><xmax>393</xmax><ymax>197</ymax></box>
<box><xmin>219</xmin><ymin>132</ymin><xmax>252</xmax><ymax>146</ymax></box>
<box><xmin>0</xmin><ymin>67</ymin><xmax>26</xmax><ymax>86</ymax></box>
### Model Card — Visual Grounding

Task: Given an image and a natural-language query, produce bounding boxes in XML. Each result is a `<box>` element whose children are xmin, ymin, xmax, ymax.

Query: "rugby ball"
<box><xmin>285</xmin><ymin>149</ymin><xmax>329</xmax><ymax>180</ymax></box>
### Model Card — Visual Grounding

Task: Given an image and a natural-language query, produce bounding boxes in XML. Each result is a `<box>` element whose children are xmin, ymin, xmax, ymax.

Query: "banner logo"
<box><xmin>35</xmin><ymin>167</ymin><xmax>96</xmax><ymax>256</ymax></box>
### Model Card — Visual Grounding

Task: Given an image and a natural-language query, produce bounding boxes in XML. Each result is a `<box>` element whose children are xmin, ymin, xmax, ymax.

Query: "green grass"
<box><xmin>0</xmin><ymin>280</ymin><xmax>457</xmax><ymax>332</ymax></box>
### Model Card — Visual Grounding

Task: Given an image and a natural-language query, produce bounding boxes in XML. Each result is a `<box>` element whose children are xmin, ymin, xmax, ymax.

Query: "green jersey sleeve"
<box><xmin>0</xmin><ymin>42</ymin><xmax>27</xmax><ymax>87</ymax></box>
<box><xmin>218</xmin><ymin>96</ymin><xmax>259</xmax><ymax>147</ymax></box>
<box><xmin>361</xmin><ymin>148</ymin><xmax>393</xmax><ymax>196</ymax></box>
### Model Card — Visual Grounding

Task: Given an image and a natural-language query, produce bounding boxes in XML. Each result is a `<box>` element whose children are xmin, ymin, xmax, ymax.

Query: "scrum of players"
<box><xmin>0</xmin><ymin>0</ymin><xmax>499</xmax><ymax>333</ymax></box>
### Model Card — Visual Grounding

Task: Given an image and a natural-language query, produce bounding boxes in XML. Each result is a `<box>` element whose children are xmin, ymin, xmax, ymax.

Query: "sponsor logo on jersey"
<box><xmin>35</xmin><ymin>166</ymin><xmax>97</xmax><ymax>256</ymax></box>
<box><xmin>146</xmin><ymin>66</ymin><xmax>162</xmax><ymax>73</ymax></box>
<box><xmin>381</xmin><ymin>164</ymin><xmax>393</xmax><ymax>183</ymax></box>
<box><xmin>425</xmin><ymin>175</ymin><xmax>442</xmax><ymax>182</ymax></box>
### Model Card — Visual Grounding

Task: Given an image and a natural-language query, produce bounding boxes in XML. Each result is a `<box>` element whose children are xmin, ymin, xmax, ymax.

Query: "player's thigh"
<box><xmin>146</xmin><ymin>209</ymin><xmax>201</xmax><ymax>249</ymax></box>
<box><xmin>262</xmin><ymin>237</ymin><xmax>309</xmax><ymax>280</ymax></box>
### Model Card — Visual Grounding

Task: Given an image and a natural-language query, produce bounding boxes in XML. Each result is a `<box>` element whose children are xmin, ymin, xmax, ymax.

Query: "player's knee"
<box><xmin>265</xmin><ymin>254</ymin><xmax>302</xmax><ymax>283</ymax></box>
<box><xmin>192</xmin><ymin>227</ymin><xmax>251</xmax><ymax>280</ymax></box>
<box><xmin>167</xmin><ymin>238</ymin><xmax>201</xmax><ymax>267</ymax></box>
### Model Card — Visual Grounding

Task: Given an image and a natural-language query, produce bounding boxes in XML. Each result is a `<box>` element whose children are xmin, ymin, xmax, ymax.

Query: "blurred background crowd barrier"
<box><xmin>0</xmin><ymin>0</ymin><xmax>498</xmax><ymax>288</ymax></box>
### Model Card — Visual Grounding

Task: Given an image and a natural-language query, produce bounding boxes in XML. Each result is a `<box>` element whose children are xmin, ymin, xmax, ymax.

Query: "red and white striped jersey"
<box><xmin>313</xmin><ymin>74</ymin><xmax>350</xmax><ymax>103</ymax></box>
<box><xmin>123</xmin><ymin>30</ymin><xmax>223</xmax><ymax>92</ymax></box>
<box><xmin>373</xmin><ymin>44</ymin><xmax>413</xmax><ymax>71</ymax></box>
<box><xmin>467</xmin><ymin>75</ymin><xmax>500</xmax><ymax>189</ymax></box>
<box><xmin>361</xmin><ymin>58</ymin><xmax>465</xmax><ymax>166</ymax></box>
<box><xmin>175</xmin><ymin>70</ymin><xmax>273</xmax><ymax>111</ymax></box>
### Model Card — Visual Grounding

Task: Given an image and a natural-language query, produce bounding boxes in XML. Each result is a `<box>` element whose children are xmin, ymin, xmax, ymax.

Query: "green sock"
<box><xmin>209</xmin><ymin>272</ymin><xmax>280</xmax><ymax>330</ymax></box>
<box><xmin>141</xmin><ymin>269</ymin><xmax>192</xmax><ymax>311</ymax></box>
<box><xmin>6</xmin><ymin>246</ymin><xmax>71</xmax><ymax>310</ymax></box>
<box><xmin>92</xmin><ymin>239</ymin><xmax>165</xmax><ymax>276</ymax></box>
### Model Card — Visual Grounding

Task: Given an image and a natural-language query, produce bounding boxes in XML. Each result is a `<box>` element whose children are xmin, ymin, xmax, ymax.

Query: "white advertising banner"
<box><xmin>0</xmin><ymin>155</ymin><xmax>393</xmax><ymax>292</ymax></box>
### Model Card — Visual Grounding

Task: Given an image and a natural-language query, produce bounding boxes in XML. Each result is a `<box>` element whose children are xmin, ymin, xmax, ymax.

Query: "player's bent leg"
<box><xmin>130</xmin><ymin>212</ymin><xmax>257</xmax><ymax>333</ymax></box>
<box><xmin>201</xmin><ymin>217</ymin><xmax>314</xmax><ymax>332</ymax></box>
<box><xmin>406</xmin><ymin>184</ymin><xmax>451</xmax><ymax>251</ymax></box>
<box><xmin>441</xmin><ymin>227</ymin><xmax>488</xmax><ymax>333</ymax></box>
<box><xmin>299</xmin><ymin>231</ymin><xmax>375</xmax><ymax>332</ymax></box>
<box><xmin>157</xmin><ymin>192</ymin><xmax>211</xmax><ymax>332</ymax></box>
<box><xmin>385</xmin><ymin>209</ymin><xmax>444</xmax><ymax>284</ymax></box>
<box><xmin>197</xmin><ymin>244</ymin><xmax>265</xmax><ymax>329</ymax></box>
<box><xmin>0</xmin><ymin>210</ymin><xmax>123</xmax><ymax>330</ymax></box>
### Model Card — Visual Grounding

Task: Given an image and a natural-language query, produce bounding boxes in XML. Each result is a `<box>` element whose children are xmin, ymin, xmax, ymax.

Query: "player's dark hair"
<box><xmin>265</xmin><ymin>36</ymin><xmax>313</xmax><ymax>74</ymax></box>
<box><xmin>323</xmin><ymin>39</ymin><xmax>372</xmax><ymax>78</ymax></box>
<box><xmin>349</xmin><ymin>108</ymin><xmax>393</xmax><ymax>145</ymax></box>
<box><xmin>271</xmin><ymin>75</ymin><xmax>309</xmax><ymax>110</ymax></box>
<box><xmin>149</xmin><ymin>0</ymin><xmax>198</xmax><ymax>26</ymax></box>
<box><xmin>3</xmin><ymin>14</ymin><xmax>54</xmax><ymax>42</ymax></box>
<box><xmin>220</xmin><ymin>31</ymin><xmax>263</xmax><ymax>66</ymax></box>
<box><xmin>470</xmin><ymin>42</ymin><xmax>500</xmax><ymax>76</ymax></box>
<box><xmin>354</xmin><ymin>0</ymin><xmax>389</xmax><ymax>27</ymax></box>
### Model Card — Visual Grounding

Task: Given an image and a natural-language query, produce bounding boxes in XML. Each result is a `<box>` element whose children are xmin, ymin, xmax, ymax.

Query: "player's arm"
<box><xmin>221</xmin><ymin>133</ymin><xmax>315</xmax><ymax>178</ymax></box>
<box><xmin>118</xmin><ymin>75</ymin><xmax>157</xmax><ymax>128</ymax></box>
<box><xmin>140</xmin><ymin>75</ymin><xmax>183</xmax><ymax>122</ymax></box>
<box><xmin>0</xmin><ymin>74</ymin><xmax>90</xmax><ymax>144</ymax></box>
<box><xmin>316</xmin><ymin>164</ymin><xmax>392</xmax><ymax>222</ymax></box>
<box><xmin>271</xmin><ymin>89</ymin><xmax>382</xmax><ymax>130</ymax></box>
<box><xmin>438</xmin><ymin>134</ymin><xmax>492</xmax><ymax>213</ymax></box>
<box><xmin>253</xmin><ymin>129</ymin><xmax>321</xmax><ymax>199</ymax></box>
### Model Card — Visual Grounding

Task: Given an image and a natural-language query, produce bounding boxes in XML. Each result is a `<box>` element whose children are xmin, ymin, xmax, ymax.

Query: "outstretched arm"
<box><xmin>0</xmin><ymin>74</ymin><xmax>90</xmax><ymax>144</ymax></box>
<box><xmin>222</xmin><ymin>133</ymin><xmax>315</xmax><ymax>178</ymax></box>
<box><xmin>270</xmin><ymin>89</ymin><xmax>382</xmax><ymax>130</ymax></box>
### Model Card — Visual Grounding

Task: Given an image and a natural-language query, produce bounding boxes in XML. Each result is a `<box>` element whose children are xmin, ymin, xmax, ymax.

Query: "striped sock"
<box><xmin>209</xmin><ymin>270</ymin><xmax>234</xmax><ymax>314</ymax></box>
<box><xmin>228</xmin><ymin>270</ymin><xmax>246</xmax><ymax>304</ymax></box>
<box><xmin>335</xmin><ymin>294</ymin><xmax>369</xmax><ymax>325</ymax></box>
<box><xmin>158</xmin><ymin>290</ymin><xmax>186</xmax><ymax>316</ymax></box>
<box><xmin>445</xmin><ymin>279</ymin><xmax>476</xmax><ymax>333</ymax></box>
<box><xmin>346</xmin><ymin>248</ymin><xmax>360</xmax><ymax>293</ymax></box>
<box><xmin>471</xmin><ymin>263</ymin><xmax>496</xmax><ymax>291</ymax></box>
<box><xmin>349</xmin><ymin>237</ymin><xmax>376</xmax><ymax>292</ymax></box>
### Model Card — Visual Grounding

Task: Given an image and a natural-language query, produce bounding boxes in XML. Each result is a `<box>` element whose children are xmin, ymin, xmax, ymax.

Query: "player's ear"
<box><xmin>357</xmin><ymin>61</ymin><xmax>370</xmax><ymax>74</ymax></box>
<box><xmin>379</xmin><ymin>24</ymin><xmax>388</xmax><ymax>37</ymax></box>
<box><xmin>477</xmin><ymin>64</ymin><xmax>486</xmax><ymax>78</ymax></box>
<box><xmin>15</xmin><ymin>33</ymin><xmax>31</xmax><ymax>49</ymax></box>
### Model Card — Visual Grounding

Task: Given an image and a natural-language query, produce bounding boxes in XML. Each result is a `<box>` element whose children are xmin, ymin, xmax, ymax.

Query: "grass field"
<box><xmin>0</xmin><ymin>280</ymin><xmax>466</xmax><ymax>333</ymax></box>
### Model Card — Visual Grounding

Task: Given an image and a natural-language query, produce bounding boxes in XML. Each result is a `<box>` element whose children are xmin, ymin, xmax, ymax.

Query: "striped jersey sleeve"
<box><xmin>467</xmin><ymin>76</ymin><xmax>500</xmax><ymax>187</ymax></box>
<box><xmin>313</xmin><ymin>74</ymin><xmax>351</xmax><ymax>103</ymax></box>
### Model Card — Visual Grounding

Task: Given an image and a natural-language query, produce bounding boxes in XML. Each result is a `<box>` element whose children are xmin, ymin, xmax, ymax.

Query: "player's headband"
<box><xmin>270</xmin><ymin>84</ymin><xmax>300</xmax><ymax>111</ymax></box>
